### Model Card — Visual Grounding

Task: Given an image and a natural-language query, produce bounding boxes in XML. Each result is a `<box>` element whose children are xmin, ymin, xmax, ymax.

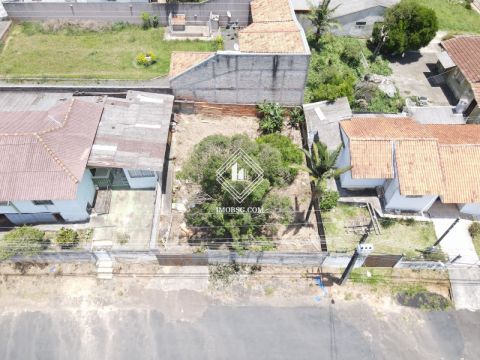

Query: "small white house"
<box><xmin>293</xmin><ymin>0</ymin><xmax>399</xmax><ymax>38</ymax></box>
<box><xmin>0</xmin><ymin>91</ymin><xmax>174</xmax><ymax>225</ymax></box>
<box><xmin>338</xmin><ymin>116</ymin><xmax>480</xmax><ymax>217</ymax></box>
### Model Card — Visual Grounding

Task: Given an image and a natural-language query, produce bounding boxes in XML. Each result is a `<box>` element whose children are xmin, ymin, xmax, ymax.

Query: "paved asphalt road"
<box><xmin>0</xmin><ymin>303</ymin><xmax>479</xmax><ymax>359</ymax></box>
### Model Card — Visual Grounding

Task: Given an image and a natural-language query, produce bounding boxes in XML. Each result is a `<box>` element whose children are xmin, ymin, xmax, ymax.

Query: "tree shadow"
<box><xmin>282</xmin><ymin>196</ymin><xmax>312</xmax><ymax>236</ymax></box>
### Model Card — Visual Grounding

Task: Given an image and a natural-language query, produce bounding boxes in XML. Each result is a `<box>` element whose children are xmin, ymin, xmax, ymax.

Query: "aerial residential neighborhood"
<box><xmin>0</xmin><ymin>0</ymin><xmax>479</xmax><ymax>359</ymax></box>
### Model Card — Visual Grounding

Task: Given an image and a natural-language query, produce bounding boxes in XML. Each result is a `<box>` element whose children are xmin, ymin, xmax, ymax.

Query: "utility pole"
<box><xmin>339</xmin><ymin>222</ymin><xmax>373</xmax><ymax>285</ymax></box>
<box><xmin>372</xmin><ymin>25</ymin><xmax>388</xmax><ymax>60</ymax></box>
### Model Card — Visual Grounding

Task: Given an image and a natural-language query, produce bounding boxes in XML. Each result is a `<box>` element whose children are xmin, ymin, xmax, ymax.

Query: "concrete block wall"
<box><xmin>170</xmin><ymin>52</ymin><xmax>310</xmax><ymax>105</ymax></box>
<box><xmin>3</xmin><ymin>0</ymin><xmax>251</xmax><ymax>25</ymax></box>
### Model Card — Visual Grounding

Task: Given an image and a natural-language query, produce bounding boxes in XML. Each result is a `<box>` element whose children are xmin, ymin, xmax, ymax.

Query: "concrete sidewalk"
<box><xmin>433</xmin><ymin>218</ymin><xmax>479</xmax><ymax>266</ymax></box>
<box><xmin>432</xmin><ymin>218</ymin><xmax>480</xmax><ymax>310</ymax></box>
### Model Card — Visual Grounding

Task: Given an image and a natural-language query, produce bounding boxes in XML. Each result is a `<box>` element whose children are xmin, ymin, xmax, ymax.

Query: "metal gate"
<box><xmin>363</xmin><ymin>254</ymin><xmax>403</xmax><ymax>268</ymax></box>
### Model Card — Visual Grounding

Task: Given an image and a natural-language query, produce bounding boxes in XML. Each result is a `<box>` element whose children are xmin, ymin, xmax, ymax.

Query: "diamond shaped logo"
<box><xmin>216</xmin><ymin>148</ymin><xmax>264</xmax><ymax>203</ymax></box>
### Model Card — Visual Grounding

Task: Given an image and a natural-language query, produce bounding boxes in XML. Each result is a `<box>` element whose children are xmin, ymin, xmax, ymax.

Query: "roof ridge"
<box><xmin>38</xmin><ymin>99</ymin><xmax>75</xmax><ymax>135</ymax></box>
<box><xmin>34</xmin><ymin>133</ymin><xmax>79</xmax><ymax>184</ymax></box>
<box><xmin>0</xmin><ymin>99</ymin><xmax>75</xmax><ymax>137</ymax></box>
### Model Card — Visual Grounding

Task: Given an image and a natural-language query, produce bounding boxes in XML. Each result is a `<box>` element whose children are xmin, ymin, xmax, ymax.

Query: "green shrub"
<box><xmin>256</xmin><ymin>133</ymin><xmax>303</xmax><ymax>183</ymax></box>
<box><xmin>340</xmin><ymin>41</ymin><xmax>363</xmax><ymax>67</ymax></box>
<box><xmin>141</xmin><ymin>12</ymin><xmax>152</xmax><ymax>30</ymax></box>
<box><xmin>152</xmin><ymin>16</ymin><xmax>160</xmax><ymax>28</ymax></box>
<box><xmin>136</xmin><ymin>51</ymin><xmax>157</xmax><ymax>67</ymax></box>
<box><xmin>55</xmin><ymin>227</ymin><xmax>79</xmax><ymax>249</ymax></box>
<box><xmin>257</xmin><ymin>101</ymin><xmax>284</xmax><ymax>134</ymax></box>
<box><xmin>380</xmin><ymin>217</ymin><xmax>396</xmax><ymax>229</ymax></box>
<box><xmin>288</xmin><ymin>106</ymin><xmax>305</xmax><ymax>129</ymax></box>
<box><xmin>319</xmin><ymin>190</ymin><xmax>339</xmax><ymax>211</ymax></box>
<box><xmin>469</xmin><ymin>222</ymin><xmax>480</xmax><ymax>238</ymax></box>
<box><xmin>0</xmin><ymin>226</ymin><xmax>45</xmax><ymax>260</ymax></box>
<box><xmin>213</xmin><ymin>35</ymin><xmax>224</xmax><ymax>51</ymax></box>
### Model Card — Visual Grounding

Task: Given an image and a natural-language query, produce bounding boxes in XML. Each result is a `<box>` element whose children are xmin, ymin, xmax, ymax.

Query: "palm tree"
<box><xmin>302</xmin><ymin>140</ymin><xmax>350</xmax><ymax>218</ymax></box>
<box><xmin>298</xmin><ymin>141</ymin><xmax>350</xmax><ymax>251</ymax></box>
<box><xmin>308</xmin><ymin>0</ymin><xmax>340</xmax><ymax>44</ymax></box>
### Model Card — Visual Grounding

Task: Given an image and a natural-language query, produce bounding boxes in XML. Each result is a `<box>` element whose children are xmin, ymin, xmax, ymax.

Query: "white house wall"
<box><xmin>123</xmin><ymin>169</ymin><xmax>159</xmax><ymax>189</ymax></box>
<box><xmin>2</xmin><ymin>170</ymin><xmax>95</xmax><ymax>224</ymax></box>
<box><xmin>383</xmin><ymin>177</ymin><xmax>437</xmax><ymax>213</ymax></box>
<box><xmin>460</xmin><ymin>203</ymin><xmax>480</xmax><ymax>217</ymax></box>
<box><xmin>338</xmin><ymin>128</ymin><xmax>386</xmax><ymax>189</ymax></box>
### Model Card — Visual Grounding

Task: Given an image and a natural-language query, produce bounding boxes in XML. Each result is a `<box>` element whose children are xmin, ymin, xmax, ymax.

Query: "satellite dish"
<box><xmin>227</xmin><ymin>11</ymin><xmax>232</xmax><ymax>19</ymax></box>
<box><xmin>234</xmin><ymin>43</ymin><xmax>240</xmax><ymax>51</ymax></box>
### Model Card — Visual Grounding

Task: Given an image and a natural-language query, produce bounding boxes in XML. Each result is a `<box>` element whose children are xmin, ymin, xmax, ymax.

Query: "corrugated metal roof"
<box><xmin>87</xmin><ymin>91</ymin><xmax>174</xmax><ymax>172</ymax></box>
<box><xmin>303</xmin><ymin>97</ymin><xmax>352</xmax><ymax>150</ymax></box>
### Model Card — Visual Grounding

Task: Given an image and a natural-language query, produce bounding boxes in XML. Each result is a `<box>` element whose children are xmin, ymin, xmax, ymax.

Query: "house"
<box><xmin>437</xmin><ymin>36</ymin><xmax>480</xmax><ymax>123</ymax></box>
<box><xmin>169</xmin><ymin>0</ymin><xmax>311</xmax><ymax>105</ymax></box>
<box><xmin>292</xmin><ymin>0</ymin><xmax>399</xmax><ymax>38</ymax></box>
<box><xmin>0</xmin><ymin>91</ymin><xmax>173</xmax><ymax>225</ymax></box>
<box><xmin>338</xmin><ymin>116</ymin><xmax>480</xmax><ymax>217</ymax></box>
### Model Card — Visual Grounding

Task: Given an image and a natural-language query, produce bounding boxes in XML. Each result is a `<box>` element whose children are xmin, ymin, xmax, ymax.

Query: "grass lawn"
<box><xmin>413</xmin><ymin>0</ymin><xmax>480</xmax><ymax>34</ymax></box>
<box><xmin>0</xmin><ymin>23</ymin><xmax>217</xmax><ymax>80</ymax></box>
<box><xmin>323</xmin><ymin>204</ymin><xmax>438</xmax><ymax>259</ymax></box>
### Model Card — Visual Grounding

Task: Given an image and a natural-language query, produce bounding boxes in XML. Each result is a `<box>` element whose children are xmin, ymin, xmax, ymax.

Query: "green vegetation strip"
<box><xmin>324</xmin><ymin>204</ymin><xmax>439</xmax><ymax>259</ymax></box>
<box><xmin>0</xmin><ymin>23</ymin><xmax>217</xmax><ymax>80</ymax></box>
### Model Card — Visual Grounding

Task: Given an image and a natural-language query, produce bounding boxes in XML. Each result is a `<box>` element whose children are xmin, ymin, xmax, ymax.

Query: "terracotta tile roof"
<box><xmin>250</xmin><ymin>0</ymin><xmax>293</xmax><ymax>22</ymax></box>
<box><xmin>341</xmin><ymin>117</ymin><xmax>431</xmax><ymax>139</ymax></box>
<box><xmin>0</xmin><ymin>100</ymin><xmax>103</xmax><ymax>201</ymax></box>
<box><xmin>395</xmin><ymin>140</ymin><xmax>444</xmax><ymax>196</ymax></box>
<box><xmin>239</xmin><ymin>22</ymin><xmax>305</xmax><ymax>53</ymax></box>
<box><xmin>442</xmin><ymin>36</ymin><xmax>480</xmax><ymax>83</ymax></box>
<box><xmin>341</xmin><ymin>117</ymin><xmax>480</xmax><ymax>203</ymax></box>
<box><xmin>169</xmin><ymin>51</ymin><xmax>214</xmax><ymax>78</ymax></box>
<box><xmin>350</xmin><ymin>140</ymin><xmax>393</xmax><ymax>179</ymax></box>
<box><xmin>439</xmin><ymin>145</ymin><xmax>480</xmax><ymax>204</ymax></box>
<box><xmin>426</xmin><ymin>124</ymin><xmax>480</xmax><ymax>144</ymax></box>
<box><xmin>239</xmin><ymin>0</ymin><xmax>308</xmax><ymax>54</ymax></box>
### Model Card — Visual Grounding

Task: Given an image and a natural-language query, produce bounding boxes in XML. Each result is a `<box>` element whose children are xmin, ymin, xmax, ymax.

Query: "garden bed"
<box><xmin>323</xmin><ymin>203</ymin><xmax>439</xmax><ymax>259</ymax></box>
<box><xmin>0</xmin><ymin>22</ymin><xmax>217</xmax><ymax>80</ymax></box>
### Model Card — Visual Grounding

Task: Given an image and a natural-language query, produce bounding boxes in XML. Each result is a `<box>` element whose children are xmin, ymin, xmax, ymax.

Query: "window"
<box><xmin>127</xmin><ymin>170</ymin><xmax>155</xmax><ymax>178</ymax></box>
<box><xmin>33</xmin><ymin>200</ymin><xmax>54</xmax><ymax>206</ymax></box>
<box><xmin>355</xmin><ymin>21</ymin><xmax>367</xmax><ymax>28</ymax></box>
<box><xmin>0</xmin><ymin>201</ymin><xmax>10</xmax><ymax>206</ymax></box>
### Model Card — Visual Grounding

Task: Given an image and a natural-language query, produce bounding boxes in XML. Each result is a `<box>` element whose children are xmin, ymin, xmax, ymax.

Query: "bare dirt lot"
<box><xmin>166</xmin><ymin>113</ymin><xmax>319</xmax><ymax>252</ymax></box>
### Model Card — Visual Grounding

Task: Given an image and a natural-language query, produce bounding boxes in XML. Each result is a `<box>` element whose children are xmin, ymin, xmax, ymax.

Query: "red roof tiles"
<box><xmin>0</xmin><ymin>100</ymin><xmax>103</xmax><ymax>201</ymax></box>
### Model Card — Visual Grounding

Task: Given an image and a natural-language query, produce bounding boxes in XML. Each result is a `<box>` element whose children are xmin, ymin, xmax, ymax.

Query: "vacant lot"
<box><xmin>324</xmin><ymin>204</ymin><xmax>438</xmax><ymax>259</ymax></box>
<box><xmin>0</xmin><ymin>23</ymin><xmax>216</xmax><ymax>80</ymax></box>
<box><xmin>414</xmin><ymin>0</ymin><xmax>480</xmax><ymax>34</ymax></box>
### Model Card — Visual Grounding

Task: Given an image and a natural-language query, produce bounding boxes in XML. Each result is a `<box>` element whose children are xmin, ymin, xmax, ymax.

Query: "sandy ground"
<box><xmin>167</xmin><ymin>113</ymin><xmax>318</xmax><ymax>252</ymax></box>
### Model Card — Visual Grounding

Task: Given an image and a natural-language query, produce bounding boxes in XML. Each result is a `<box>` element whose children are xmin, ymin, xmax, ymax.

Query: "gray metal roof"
<box><xmin>303</xmin><ymin>97</ymin><xmax>352</xmax><ymax>150</ymax></box>
<box><xmin>87</xmin><ymin>91</ymin><xmax>174</xmax><ymax>171</ymax></box>
<box><xmin>406</xmin><ymin>105</ymin><xmax>466</xmax><ymax>125</ymax></box>
<box><xmin>437</xmin><ymin>51</ymin><xmax>457</xmax><ymax>70</ymax></box>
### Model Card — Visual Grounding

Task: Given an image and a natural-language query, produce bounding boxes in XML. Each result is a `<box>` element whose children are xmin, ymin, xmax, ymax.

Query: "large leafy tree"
<box><xmin>308</xmin><ymin>0</ymin><xmax>340</xmax><ymax>45</ymax></box>
<box><xmin>371</xmin><ymin>0</ymin><xmax>438</xmax><ymax>56</ymax></box>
